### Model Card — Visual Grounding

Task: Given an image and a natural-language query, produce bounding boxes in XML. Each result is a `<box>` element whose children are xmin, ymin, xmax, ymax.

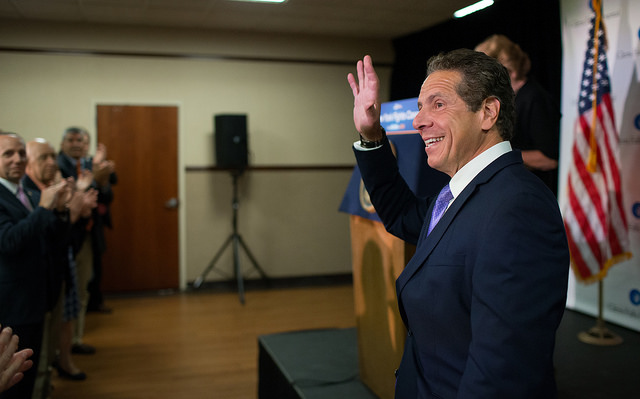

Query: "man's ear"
<box><xmin>480</xmin><ymin>96</ymin><xmax>500</xmax><ymax>131</ymax></box>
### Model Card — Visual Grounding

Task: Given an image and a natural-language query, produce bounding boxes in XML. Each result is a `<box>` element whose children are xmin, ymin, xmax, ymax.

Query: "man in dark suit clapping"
<box><xmin>57</xmin><ymin>127</ymin><xmax>115</xmax><ymax>355</ymax></box>
<box><xmin>0</xmin><ymin>133</ymin><xmax>71</xmax><ymax>399</ymax></box>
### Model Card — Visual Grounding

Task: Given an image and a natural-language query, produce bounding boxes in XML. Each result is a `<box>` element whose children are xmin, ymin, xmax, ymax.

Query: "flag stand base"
<box><xmin>577</xmin><ymin>281</ymin><xmax>623</xmax><ymax>346</ymax></box>
<box><xmin>577</xmin><ymin>324</ymin><xmax>623</xmax><ymax>346</ymax></box>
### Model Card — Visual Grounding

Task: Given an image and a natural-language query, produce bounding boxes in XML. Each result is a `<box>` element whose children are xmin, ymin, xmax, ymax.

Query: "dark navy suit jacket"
<box><xmin>0</xmin><ymin>182</ymin><xmax>67</xmax><ymax>326</ymax></box>
<box><xmin>57</xmin><ymin>153</ymin><xmax>114</xmax><ymax>255</ymax></box>
<box><xmin>21</xmin><ymin>175</ymin><xmax>75</xmax><ymax>311</ymax></box>
<box><xmin>355</xmin><ymin>137</ymin><xmax>569</xmax><ymax>399</ymax></box>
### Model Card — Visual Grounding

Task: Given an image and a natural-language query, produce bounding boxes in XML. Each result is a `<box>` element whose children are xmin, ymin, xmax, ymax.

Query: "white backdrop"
<box><xmin>560</xmin><ymin>0</ymin><xmax>640</xmax><ymax>331</ymax></box>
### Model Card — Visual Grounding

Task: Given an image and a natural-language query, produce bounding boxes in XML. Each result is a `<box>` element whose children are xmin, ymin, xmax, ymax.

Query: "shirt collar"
<box><xmin>448</xmin><ymin>141</ymin><xmax>512</xmax><ymax>199</ymax></box>
<box><xmin>0</xmin><ymin>177</ymin><xmax>20</xmax><ymax>195</ymax></box>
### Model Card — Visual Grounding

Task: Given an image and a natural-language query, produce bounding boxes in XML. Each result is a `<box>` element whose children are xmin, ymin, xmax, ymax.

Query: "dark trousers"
<box><xmin>87</xmin><ymin>249</ymin><xmax>104</xmax><ymax>310</ymax></box>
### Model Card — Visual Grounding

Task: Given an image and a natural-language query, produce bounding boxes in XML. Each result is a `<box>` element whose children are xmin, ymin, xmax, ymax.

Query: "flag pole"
<box><xmin>574</xmin><ymin>0</ymin><xmax>624</xmax><ymax>347</ymax></box>
<box><xmin>577</xmin><ymin>281</ymin><xmax>623</xmax><ymax>345</ymax></box>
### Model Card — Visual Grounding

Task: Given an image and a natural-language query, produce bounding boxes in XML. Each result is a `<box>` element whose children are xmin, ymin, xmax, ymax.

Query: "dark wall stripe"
<box><xmin>186</xmin><ymin>165</ymin><xmax>354</xmax><ymax>172</ymax></box>
<box><xmin>0</xmin><ymin>46</ymin><xmax>393</xmax><ymax>67</ymax></box>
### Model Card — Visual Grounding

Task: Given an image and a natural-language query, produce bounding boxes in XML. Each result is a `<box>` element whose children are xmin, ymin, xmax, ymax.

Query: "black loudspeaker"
<box><xmin>215</xmin><ymin>114</ymin><xmax>248</xmax><ymax>170</ymax></box>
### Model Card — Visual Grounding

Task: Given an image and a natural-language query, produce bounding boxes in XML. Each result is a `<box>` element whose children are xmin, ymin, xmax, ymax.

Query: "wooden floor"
<box><xmin>51</xmin><ymin>284</ymin><xmax>356</xmax><ymax>399</ymax></box>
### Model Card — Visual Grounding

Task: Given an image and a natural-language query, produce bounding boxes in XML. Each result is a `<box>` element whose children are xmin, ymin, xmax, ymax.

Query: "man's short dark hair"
<box><xmin>426</xmin><ymin>48</ymin><xmax>516</xmax><ymax>141</ymax></box>
<box><xmin>63</xmin><ymin>126</ymin><xmax>85</xmax><ymax>140</ymax></box>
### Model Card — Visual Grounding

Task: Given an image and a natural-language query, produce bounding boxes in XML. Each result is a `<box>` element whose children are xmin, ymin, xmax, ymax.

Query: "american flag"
<box><xmin>563</xmin><ymin>0</ymin><xmax>632</xmax><ymax>284</ymax></box>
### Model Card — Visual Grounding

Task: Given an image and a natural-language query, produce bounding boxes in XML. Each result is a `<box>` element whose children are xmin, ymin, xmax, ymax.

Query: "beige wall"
<box><xmin>186</xmin><ymin>170</ymin><xmax>355</xmax><ymax>281</ymax></box>
<box><xmin>0</xmin><ymin>20</ymin><xmax>393</xmax><ymax>289</ymax></box>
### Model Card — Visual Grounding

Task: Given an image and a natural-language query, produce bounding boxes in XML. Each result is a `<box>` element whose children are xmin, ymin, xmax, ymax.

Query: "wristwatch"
<box><xmin>359</xmin><ymin>127</ymin><xmax>386</xmax><ymax>148</ymax></box>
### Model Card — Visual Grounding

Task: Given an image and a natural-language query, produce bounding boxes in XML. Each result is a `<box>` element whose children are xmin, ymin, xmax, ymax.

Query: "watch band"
<box><xmin>359</xmin><ymin>127</ymin><xmax>386</xmax><ymax>148</ymax></box>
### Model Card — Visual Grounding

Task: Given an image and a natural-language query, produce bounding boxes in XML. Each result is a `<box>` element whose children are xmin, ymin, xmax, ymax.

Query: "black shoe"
<box><xmin>71</xmin><ymin>343</ymin><xmax>96</xmax><ymax>355</ymax></box>
<box><xmin>54</xmin><ymin>362</ymin><xmax>87</xmax><ymax>381</ymax></box>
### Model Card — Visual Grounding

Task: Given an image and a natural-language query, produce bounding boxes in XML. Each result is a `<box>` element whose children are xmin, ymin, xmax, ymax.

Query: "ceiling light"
<box><xmin>453</xmin><ymin>0</ymin><xmax>494</xmax><ymax>18</ymax></box>
<box><xmin>230</xmin><ymin>0</ymin><xmax>287</xmax><ymax>3</ymax></box>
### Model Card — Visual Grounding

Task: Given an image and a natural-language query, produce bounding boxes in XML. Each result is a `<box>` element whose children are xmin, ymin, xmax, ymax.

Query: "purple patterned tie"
<box><xmin>16</xmin><ymin>185</ymin><xmax>33</xmax><ymax>212</ymax></box>
<box><xmin>427</xmin><ymin>184</ymin><xmax>453</xmax><ymax>235</ymax></box>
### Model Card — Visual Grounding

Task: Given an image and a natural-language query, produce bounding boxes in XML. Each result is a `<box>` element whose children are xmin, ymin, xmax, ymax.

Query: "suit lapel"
<box><xmin>0</xmin><ymin>184</ymin><xmax>30</xmax><ymax>217</ymax></box>
<box><xmin>395</xmin><ymin>183</ymin><xmax>474</xmax><ymax>297</ymax></box>
<box><xmin>23</xmin><ymin>187</ymin><xmax>39</xmax><ymax>210</ymax></box>
<box><xmin>396</xmin><ymin>151</ymin><xmax>522</xmax><ymax>297</ymax></box>
<box><xmin>21</xmin><ymin>175</ymin><xmax>42</xmax><ymax>206</ymax></box>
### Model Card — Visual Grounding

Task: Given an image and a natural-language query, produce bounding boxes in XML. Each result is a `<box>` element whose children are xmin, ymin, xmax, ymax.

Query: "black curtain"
<box><xmin>390</xmin><ymin>0</ymin><xmax>562</xmax><ymax>104</ymax></box>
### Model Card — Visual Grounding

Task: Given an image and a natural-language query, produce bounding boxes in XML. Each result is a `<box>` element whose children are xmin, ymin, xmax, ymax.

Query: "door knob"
<box><xmin>165</xmin><ymin>197</ymin><xmax>179</xmax><ymax>209</ymax></box>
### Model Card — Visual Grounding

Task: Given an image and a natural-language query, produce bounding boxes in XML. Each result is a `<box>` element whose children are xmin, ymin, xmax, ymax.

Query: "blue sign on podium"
<box><xmin>339</xmin><ymin>98</ymin><xmax>450</xmax><ymax>221</ymax></box>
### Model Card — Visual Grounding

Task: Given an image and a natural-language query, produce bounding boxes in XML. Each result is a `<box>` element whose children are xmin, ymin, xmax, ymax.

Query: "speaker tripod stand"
<box><xmin>193</xmin><ymin>170</ymin><xmax>268</xmax><ymax>304</ymax></box>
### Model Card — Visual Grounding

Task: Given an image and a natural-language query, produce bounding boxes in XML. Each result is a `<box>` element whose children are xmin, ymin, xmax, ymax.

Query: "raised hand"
<box><xmin>56</xmin><ymin>178</ymin><xmax>75</xmax><ymax>212</ymax></box>
<box><xmin>347</xmin><ymin>55</ymin><xmax>383</xmax><ymax>140</ymax></box>
<box><xmin>92</xmin><ymin>143</ymin><xmax>107</xmax><ymax>165</ymax></box>
<box><xmin>93</xmin><ymin>160</ymin><xmax>115</xmax><ymax>187</ymax></box>
<box><xmin>68</xmin><ymin>188</ymin><xmax>98</xmax><ymax>223</ymax></box>
<box><xmin>39</xmin><ymin>179</ymin><xmax>72</xmax><ymax>211</ymax></box>
<box><xmin>80</xmin><ymin>189</ymin><xmax>98</xmax><ymax>219</ymax></box>
<box><xmin>0</xmin><ymin>326</ymin><xmax>34</xmax><ymax>393</ymax></box>
<box><xmin>76</xmin><ymin>169</ymin><xmax>94</xmax><ymax>193</ymax></box>
<box><xmin>52</xmin><ymin>170</ymin><xmax>63</xmax><ymax>185</ymax></box>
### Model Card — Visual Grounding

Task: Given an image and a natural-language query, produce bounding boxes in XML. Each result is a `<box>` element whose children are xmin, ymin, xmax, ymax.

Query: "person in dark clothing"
<box><xmin>79</xmin><ymin>131</ymin><xmax>117</xmax><ymax>314</ymax></box>
<box><xmin>476</xmin><ymin>34</ymin><xmax>561</xmax><ymax>196</ymax></box>
<box><xmin>57</xmin><ymin>127</ymin><xmax>114</xmax><ymax>355</ymax></box>
<box><xmin>24</xmin><ymin>138</ymin><xmax>97</xmax><ymax>382</ymax></box>
<box><xmin>0</xmin><ymin>133</ymin><xmax>71</xmax><ymax>399</ymax></box>
<box><xmin>347</xmin><ymin>50</ymin><xmax>569</xmax><ymax>398</ymax></box>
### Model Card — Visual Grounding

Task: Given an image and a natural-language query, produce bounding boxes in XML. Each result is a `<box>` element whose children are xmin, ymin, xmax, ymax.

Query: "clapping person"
<box><xmin>0</xmin><ymin>132</ymin><xmax>72</xmax><ymax>399</ymax></box>
<box><xmin>80</xmin><ymin>132</ymin><xmax>116</xmax><ymax>314</ymax></box>
<box><xmin>24</xmin><ymin>139</ymin><xmax>97</xmax><ymax>382</ymax></box>
<box><xmin>57</xmin><ymin>127</ymin><xmax>114</xmax><ymax>355</ymax></box>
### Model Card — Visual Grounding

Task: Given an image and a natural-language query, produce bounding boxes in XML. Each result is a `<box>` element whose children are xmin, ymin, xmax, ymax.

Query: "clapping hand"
<box><xmin>76</xmin><ymin>169</ymin><xmax>94</xmax><ymax>193</ymax></box>
<box><xmin>92</xmin><ymin>143</ymin><xmax>107</xmax><ymax>165</ymax></box>
<box><xmin>68</xmin><ymin>188</ymin><xmax>98</xmax><ymax>223</ymax></box>
<box><xmin>0</xmin><ymin>325</ymin><xmax>33</xmax><ymax>393</ymax></box>
<box><xmin>39</xmin><ymin>178</ymin><xmax>73</xmax><ymax>211</ymax></box>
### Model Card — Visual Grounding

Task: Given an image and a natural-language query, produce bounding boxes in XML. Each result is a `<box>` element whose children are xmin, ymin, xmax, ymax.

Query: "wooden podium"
<box><xmin>339</xmin><ymin>115</ymin><xmax>450</xmax><ymax>398</ymax></box>
<box><xmin>350</xmin><ymin>215</ymin><xmax>414</xmax><ymax>399</ymax></box>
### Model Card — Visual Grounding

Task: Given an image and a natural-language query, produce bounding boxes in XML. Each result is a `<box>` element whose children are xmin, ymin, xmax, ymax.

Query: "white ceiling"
<box><xmin>0</xmin><ymin>0</ymin><xmax>478</xmax><ymax>39</ymax></box>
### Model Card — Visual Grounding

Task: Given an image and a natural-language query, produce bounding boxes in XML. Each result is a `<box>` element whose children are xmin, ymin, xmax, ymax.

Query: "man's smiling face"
<box><xmin>413</xmin><ymin>69</ymin><xmax>497</xmax><ymax>177</ymax></box>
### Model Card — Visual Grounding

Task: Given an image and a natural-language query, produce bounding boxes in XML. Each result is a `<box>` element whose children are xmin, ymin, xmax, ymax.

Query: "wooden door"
<box><xmin>96</xmin><ymin>105</ymin><xmax>179</xmax><ymax>292</ymax></box>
